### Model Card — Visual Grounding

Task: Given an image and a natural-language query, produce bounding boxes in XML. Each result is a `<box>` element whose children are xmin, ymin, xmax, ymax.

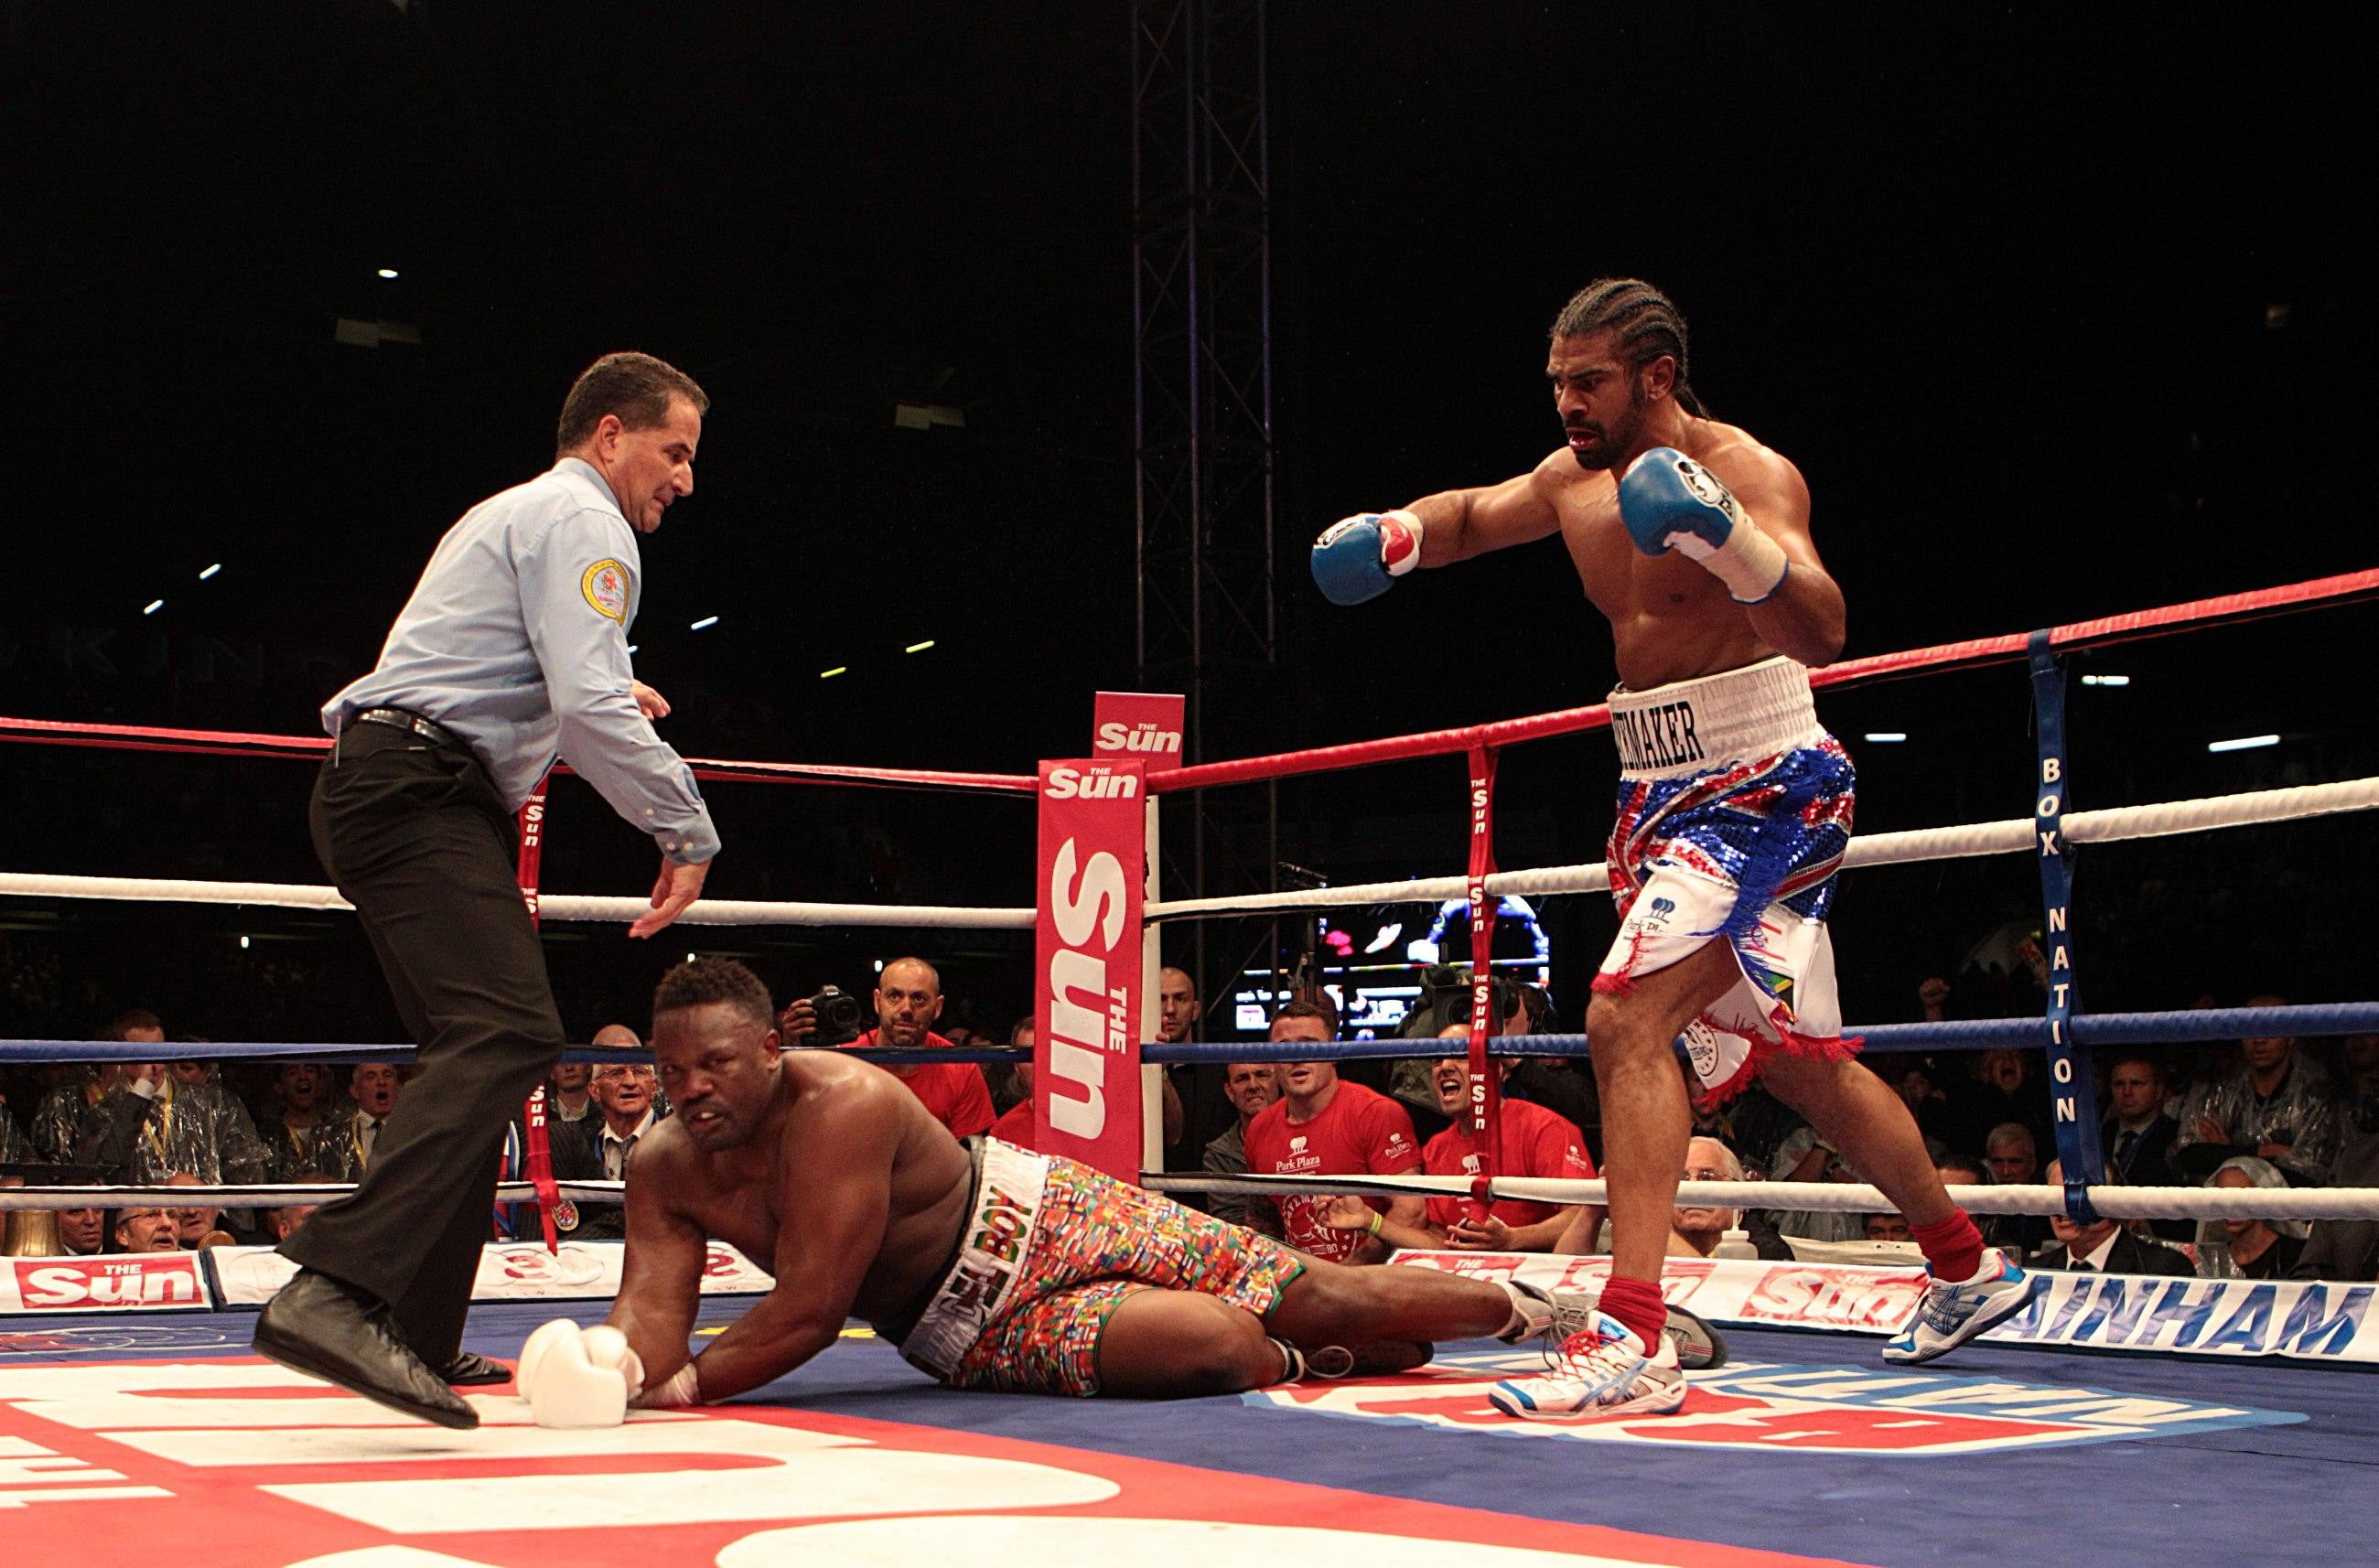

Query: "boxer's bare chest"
<box><xmin>1549</xmin><ymin>463</ymin><xmax>1774</xmax><ymax>691</ymax></box>
<box><xmin>669</xmin><ymin>1122</ymin><xmax>973</xmax><ymax>1316</ymax></box>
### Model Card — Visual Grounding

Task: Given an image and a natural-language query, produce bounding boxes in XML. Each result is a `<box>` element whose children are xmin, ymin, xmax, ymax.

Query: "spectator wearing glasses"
<box><xmin>113</xmin><ymin>1206</ymin><xmax>179</xmax><ymax>1253</ymax></box>
<box><xmin>559</xmin><ymin>1061</ymin><xmax>663</xmax><ymax>1240</ymax></box>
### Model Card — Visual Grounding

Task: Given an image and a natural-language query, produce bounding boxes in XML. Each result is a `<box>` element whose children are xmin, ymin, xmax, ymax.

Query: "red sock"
<box><xmin>1597</xmin><ymin>1275</ymin><xmax>1668</xmax><ymax>1349</ymax></box>
<box><xmin>1911</xmin><ymin>1209</ymin><xmax>1986</xmax><ymax>1283</ymax></box>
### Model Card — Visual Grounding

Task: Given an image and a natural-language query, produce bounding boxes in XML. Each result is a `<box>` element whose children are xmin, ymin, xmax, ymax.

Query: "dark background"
<box><xmin>2</xmin><ymin>3</ymin><xmax>2370</xmax><ymax>1046</ymax></box>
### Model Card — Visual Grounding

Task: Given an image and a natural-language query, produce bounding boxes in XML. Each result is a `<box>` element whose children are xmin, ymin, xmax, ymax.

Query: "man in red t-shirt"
<box><xmin>1323</xmin><ymin>1025</ymin><xmax>1598</xmax><ymax>1253</ymax></box>
<box><xmin>779</xmin><ymin>958</ymin><xmax>995</xmax><ymax>1140</ymax></box>
<box><xmin>1241</xmin><ymin>1001</ymin><xmax>1423</xmax><ymax>1262</ymax></box>
<box><xmin>988</xmin><ymin>1017</ymin><xmax>1038</xmax><ymax>1149</ymax></box>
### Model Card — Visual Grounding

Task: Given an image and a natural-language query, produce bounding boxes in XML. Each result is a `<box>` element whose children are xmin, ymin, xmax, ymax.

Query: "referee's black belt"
<box><xmin>352</xmin><ymin>707</ymin><xmax>468</xmax><ymax>751</ymax></box>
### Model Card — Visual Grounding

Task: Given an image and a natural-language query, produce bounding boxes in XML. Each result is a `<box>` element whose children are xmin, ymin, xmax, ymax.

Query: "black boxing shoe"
<box><xmin>253</xmin><ymin>1269</ymin><xmax>479</xmax><ymax>1430</ymax></box>
<box><xmin>436</xmin><ymin>1351</ymin><xmax>511</xmax><ymax>1387</ymax></box>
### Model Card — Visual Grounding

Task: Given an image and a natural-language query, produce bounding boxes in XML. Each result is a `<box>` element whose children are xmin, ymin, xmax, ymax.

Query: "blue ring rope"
<box><xmin>5</xmin><ymin>1001</ymin><xmax>2375</xmax><ymax>1067</ymax></box>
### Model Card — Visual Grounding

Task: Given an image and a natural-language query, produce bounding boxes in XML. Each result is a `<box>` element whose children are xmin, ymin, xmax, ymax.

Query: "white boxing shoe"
<box><xmin>1882</xmin><ymin>1247</ymin><xmax>2043</xmax><ymax>1365</ymax></box>
<box><xmin>1487</xmin><ymin>1310</ymin><xmax>1685</xmax><ymax>1422</ymax></box>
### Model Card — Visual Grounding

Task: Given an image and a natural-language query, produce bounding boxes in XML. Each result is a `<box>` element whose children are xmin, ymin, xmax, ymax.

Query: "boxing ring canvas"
<box><xmin>0</xmin><ymin>1300</ymin><xmax>2369</xmax><ymax>1568</ymax></box>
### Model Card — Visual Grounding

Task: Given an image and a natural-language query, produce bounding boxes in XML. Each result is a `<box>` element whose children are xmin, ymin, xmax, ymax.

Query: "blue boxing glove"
<box><xmin>1617</xmin><ymin>448</ymin><xmax>1790</xmax><ymax>604</ymax></box>
<box><xmin>1310</xmin><ymin>509</ymin><xmax>1424</xmax><ymax>607</ymax></box>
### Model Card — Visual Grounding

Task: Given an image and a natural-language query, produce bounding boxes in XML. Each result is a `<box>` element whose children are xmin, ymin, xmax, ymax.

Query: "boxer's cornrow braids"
<box><xmin>1549</xmin><ymin>278</ymin><xmax>1708</xmax><ymax>417</ymax></box>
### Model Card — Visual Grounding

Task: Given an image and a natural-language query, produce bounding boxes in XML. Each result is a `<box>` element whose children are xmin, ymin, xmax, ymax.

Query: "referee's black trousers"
<box><xmin>282</xmin><ymin>721</ymin><xmax>565</xmax><ymax>1366</ymax></box>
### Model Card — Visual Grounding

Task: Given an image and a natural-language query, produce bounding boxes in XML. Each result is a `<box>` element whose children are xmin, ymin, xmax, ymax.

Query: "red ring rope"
<box><xmin>6</xmin><ymin>569</ymin><xmax>2369</xmax><ymax>793</ymax></box>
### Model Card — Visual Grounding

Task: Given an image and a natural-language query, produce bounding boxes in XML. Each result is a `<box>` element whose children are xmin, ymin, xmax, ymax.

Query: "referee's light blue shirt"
<box><xmin>324</xmin><ymin>457</ymin><xmax>720</xmax><ymax>865</ymax></box>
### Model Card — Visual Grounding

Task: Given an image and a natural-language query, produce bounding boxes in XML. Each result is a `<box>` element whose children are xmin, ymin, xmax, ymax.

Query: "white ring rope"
<box><xmin>0</xmin><ymin>1180</ymin><xmax>627</xmax><ymax>1210</ymax></box>
<box><xmin>1</xmin><ymin>777</ymin><xmax>2370</xmax><ymax>930</ymax></box>
<box><xmin>11</xmin><ymin>1174</ymin><xmax>2374</xmax><ymax>1225</ymax></box>
<box><xmin>0</xmin><ymin>874</ymin><xmax>1033</xmax><ymax>930</ymax></box>
<box><xmin>1141</xmin><ymin>1172</ymin><xmax>2379</xmax><ymax>1223</ymax></box>
<box><xmin>1145</xmin><ymin>773</ymin><xmax>2379</xmax><ymax>919</ymax></box>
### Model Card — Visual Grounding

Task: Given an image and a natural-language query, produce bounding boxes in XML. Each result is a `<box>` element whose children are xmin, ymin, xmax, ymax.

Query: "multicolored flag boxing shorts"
<box><xmin>1596</xmin><ymin>655</ymin><xmax>1860</xmax><ymax>1105</ymax></box>
<box><xmin>892</xmin><ymin>1137</ymin><xmax>1305</xmax><ymax>1397</ymax></box>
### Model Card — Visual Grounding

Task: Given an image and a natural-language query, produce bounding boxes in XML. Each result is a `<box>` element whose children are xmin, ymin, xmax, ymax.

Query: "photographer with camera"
<box><xmin>778</xmin><ymin>957</ymin><xmax>995</xmax><ymax>1139</ymax></box>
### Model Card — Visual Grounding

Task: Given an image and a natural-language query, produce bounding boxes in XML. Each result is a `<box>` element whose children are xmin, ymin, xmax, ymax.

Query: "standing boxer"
<box><xmin>1311</xmin><ymin>280</ymin><xmax>2038</xmax><ymax>1419</ymax></box>
<box><xmin>253</xmin><ymin>353</ymin><xmax>722</xmax><ymax>1427</ymax></box>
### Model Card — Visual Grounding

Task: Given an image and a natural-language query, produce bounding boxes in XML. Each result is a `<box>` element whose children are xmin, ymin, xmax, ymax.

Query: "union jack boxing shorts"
<box><xmin>1597</xmin><ymin>656</ymin><xmax>1860</xmax><ymax>1105</ymax></box>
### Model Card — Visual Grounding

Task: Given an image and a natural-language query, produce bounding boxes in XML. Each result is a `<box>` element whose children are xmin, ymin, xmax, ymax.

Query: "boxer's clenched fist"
<box><xmin>1311</xmin><ymin>510</ymin><xmax>1424</xmax><ymax>606</ymax></box>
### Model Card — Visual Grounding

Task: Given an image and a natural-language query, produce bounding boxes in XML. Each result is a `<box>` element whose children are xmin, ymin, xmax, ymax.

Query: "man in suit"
<box><xmin>564</xmin><ymin>1063</ymin><xmax>663</xmax><ymax>1240</ymax></box>
<box><xmin>2101</xmin><ymin>1050</ymin><xmax>2186</xmax><ymax>1240</ymax></box>
<box><xmin>2028</xmin><ymin>1160</ymin><xmax>2193</xmax><ymax>1275</ymax></box>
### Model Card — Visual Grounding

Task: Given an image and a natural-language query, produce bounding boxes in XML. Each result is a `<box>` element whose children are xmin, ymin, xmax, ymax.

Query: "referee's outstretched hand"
<box><xmin>630</xmin><ymin>854</ymin><xmax>709</xmax><ymax>939</ymax></box>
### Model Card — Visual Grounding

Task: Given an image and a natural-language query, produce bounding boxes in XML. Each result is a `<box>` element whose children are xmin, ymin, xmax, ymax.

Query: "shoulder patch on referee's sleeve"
<box><xmin>581</xmin><ymin>558</ymin><xmax>630</xmax><ymax>622</ymax></box>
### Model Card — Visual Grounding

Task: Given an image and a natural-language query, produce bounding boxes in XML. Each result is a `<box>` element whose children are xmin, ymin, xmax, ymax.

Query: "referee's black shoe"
<box><xmin>253</xmin><ymin>1269</ymin><xmax>479</xmax><ymax>1429</ymax></box>
<box><xmin>436</xmin><ymin>1351</ymin><xmax>512</xmax><ymax>1386</ymax></box>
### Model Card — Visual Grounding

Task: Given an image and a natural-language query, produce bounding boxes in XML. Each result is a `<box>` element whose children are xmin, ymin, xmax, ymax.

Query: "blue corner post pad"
<box><xmin>2028</xmin><ymin>628</ymin><xmax>2104</xmax><ymax>1225</ymax></box>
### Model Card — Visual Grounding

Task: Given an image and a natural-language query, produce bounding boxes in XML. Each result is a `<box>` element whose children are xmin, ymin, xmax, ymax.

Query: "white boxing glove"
<box><xmin>516</xmin><ymin>1319</ymin><xmax>647</xmax><ymax>1430</ymax></box>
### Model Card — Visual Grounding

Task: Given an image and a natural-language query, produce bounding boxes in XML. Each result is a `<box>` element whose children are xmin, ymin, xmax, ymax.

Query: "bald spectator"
<box><xmin>113</xmin><ymin>1207</ymin><xmax>179</xmax><ymax>1254</ymax></box>
<box><xmin>2173</xmin><ymin>1005</ymin><xmax>2341</xmax><ymax>1186</ymax></box>
<box><xmin>1202</xmin><ymin>1060</ymin><xmax>1284</xmax><ymax>1236</ymax></box>
<box><xmin>988</xmin><ymin>1017</ymin><xmax>1040</xmax><ymax>1150</ymax></box>
<box><xmin>2028</xmin><ymin>1159</ymin><xmax>2191</xmax><ymax>1274</ymax></box>
<box><xmin>1245</xmin><ymin>1001</ymin><xmax>1423</xmax><ymax>1264</ymax></box>
<box><xmin>784</xmin><ymin>959</ymin><xmax>994</xmax><ymax>1139</ymax></box>
<box><xmin>543</xmin><ymin>1026</ymin><xmax>630</xmax><ymax>1134</ymax></box>
<box><xmin>1394</xmin><ymin>1024</ymin><xmax>1597</xmax><ymax>1252</ymax></box>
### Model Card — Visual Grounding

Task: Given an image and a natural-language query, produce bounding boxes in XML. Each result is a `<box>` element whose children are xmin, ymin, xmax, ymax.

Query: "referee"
<box><xmin>253</xmin><ymin>353</ymin><xmax>722</xmax><ymax>1427</ymax></box>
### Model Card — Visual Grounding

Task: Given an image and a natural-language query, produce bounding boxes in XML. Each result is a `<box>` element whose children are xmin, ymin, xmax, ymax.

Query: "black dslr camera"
<box><xmin>807</xmin><ymin>984</ymin><xmax>866</xmax><ymax>1047</ymax></box>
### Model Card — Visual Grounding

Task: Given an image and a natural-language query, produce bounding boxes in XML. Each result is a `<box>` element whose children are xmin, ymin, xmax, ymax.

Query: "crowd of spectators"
<box><xmin>6</xmin><ymin>968</ymin><xmax>2376</xmax><ymax>1287</ymax></box>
